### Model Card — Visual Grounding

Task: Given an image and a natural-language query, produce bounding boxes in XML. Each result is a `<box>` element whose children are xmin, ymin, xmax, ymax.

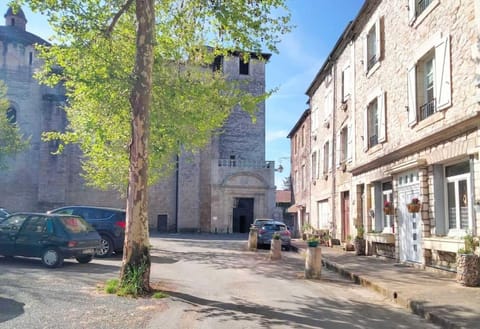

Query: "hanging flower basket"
<box><xmin>384</xmin><ymin>207</ymin><xmax>394</xmax><ymax>215</ymax></box>
<box><xmin>407</xmin><ymin>197</ymin><xmax>421</xmax><ymax>213</ymax></box>
<box><xmin>407</xmin><ymin>203</ymin><xmax>421</xmax><ymax>213</ymax></box>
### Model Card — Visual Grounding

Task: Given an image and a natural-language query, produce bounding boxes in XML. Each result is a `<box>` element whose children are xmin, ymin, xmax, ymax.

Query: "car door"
<box><xmin>0</xmin><ymin>214</ymin><xmax>29</xmax><ymax>256</ymax></box>
<box><xmin>14</xmin><ymin>215</ymin><xmax>49</xmax><ymax>258</ymax></box>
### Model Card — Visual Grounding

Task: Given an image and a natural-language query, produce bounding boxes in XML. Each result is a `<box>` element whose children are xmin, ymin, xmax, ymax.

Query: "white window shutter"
<box><xmin>363</xmin><ymin>107</ymin><xmax>369</xmax><ymax>152</ymax></box>
<box><xmin>407</xmin><ymin>65</ymin><xmax>417</xmax><ymax>126</ymax></box>
<box><xmin>347</xmin><ymin>122</ymin><xmax>353</xmax><ymax>162</ymax></box>
<box><xmin>375</xmin><ymin>18</ymin><xmax>381</xmax><ymax>61</ymax></box>
<box><xmin>363</xmin><ymin>35</ymin><xmax>368</xmax><ymax>74</ymax></box>
<box><xmin>435</xmin><ymin>35</ymin><xmax>452</xmax><ymax>110</ymax></box>
<box><xmin>408</xmin><ymin>0</ymin><xmax>416</xmax><ymax>25</ymax></box>
<box><xmin>320</xmin><ymin>147</ymin><xmax>324</xmax><ymax>175</ymax></box>
<box><xmin>328</xmin><ymin>139</ymin><xmax>333</xmax><ymax>172</ymax></box>
<box><xmin>378</xmin><ymin>92</ymin><xmax>386</xmax><ymax>143</ymax></box>
<box><xmin>336</xmin><ymin>131</ymin><xmax>341</xmax><ymax>167</ymax></box>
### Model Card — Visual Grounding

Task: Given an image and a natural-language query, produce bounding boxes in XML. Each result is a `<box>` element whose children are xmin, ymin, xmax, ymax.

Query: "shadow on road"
<box><xmin>0</xmin><ymin>297</ymin><xmax>24</xmax><ymax>324</ymax></box>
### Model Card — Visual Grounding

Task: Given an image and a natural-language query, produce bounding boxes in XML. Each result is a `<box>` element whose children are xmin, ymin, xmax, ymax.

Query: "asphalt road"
<box><xmin>0</xmin><ymin>233</ymin><xmax>440</xmax><ymax>329</ymax></box>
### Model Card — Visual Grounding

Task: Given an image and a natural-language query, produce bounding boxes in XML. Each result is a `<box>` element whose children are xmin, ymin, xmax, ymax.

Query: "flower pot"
<box><xmin>384</xmin><ymin>207</ymin><xmax>393</xmax><ymax>215</ymax></box>
<box><xmin>307</xmin><ymin>241</ymin><xmax>319</xmax><ymax>248</ymax></box>
<box><xmin>354</xmin><ymin>238</ymin><xmax>366</xmax><ymax>256</ymax></box>
<box><xmin>407</xmin><ymin>203</ymin><xmax>421</xmax><ymax>213</ymax></box>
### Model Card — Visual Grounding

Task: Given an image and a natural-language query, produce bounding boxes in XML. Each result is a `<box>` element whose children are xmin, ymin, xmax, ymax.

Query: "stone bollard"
<box><xmin>305</xmin><ymin>246</ymin><xmax>322</xmax><ymax>279</ymax></box>
<box><xmin>270</xmin><ymin>239</ymin><xmax>282</xmax><ymax>260</ymax></box>
<box><xmin>456</xmin><ymin>254</ymin><xmax>480</xmax><ymax>286</ymax></box>
<box><xmin>248</xmin><ymin>227</ymin><xmax>258</xmax><ymax>251</ymax></box>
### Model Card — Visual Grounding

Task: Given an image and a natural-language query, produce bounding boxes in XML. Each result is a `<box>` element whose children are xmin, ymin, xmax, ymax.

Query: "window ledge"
<box><xmin>409</xmin><ymin>0</ymin><xmax>440</xmax><ymax>29</ymax></box>
<box><xmin>366</xmin><ymin>61</ymin><xmax>381</xmax><ymax>78</ymax></box>
<box><xmin>366</xmin><ymin>232</ymin><xmax>395</xmax><ymax>244</ymax></box>
<box><xmin>414</xmin><ymin>110</ymin><xmax>445</xmax><ymax>132</ymax></box>
<box><xmin>424</xmin><ymin>237</ymin><xmax>463</xmax><ymax>253</ymax></box>
<box><xmin>367</xmin><ymin>143</ymin><xmax>383</xmax><ymax>155</ymax></box>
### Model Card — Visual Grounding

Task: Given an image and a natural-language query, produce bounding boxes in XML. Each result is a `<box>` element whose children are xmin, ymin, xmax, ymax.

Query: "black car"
<box><xmin>49</xmin><ymin>206</ymin><xmax>126</xmax><ymax>258</ymax></box>
<box><xmin>0</xmin><ymin>213</ymin><xmax>100</xmax><ymax>268</ymax></box>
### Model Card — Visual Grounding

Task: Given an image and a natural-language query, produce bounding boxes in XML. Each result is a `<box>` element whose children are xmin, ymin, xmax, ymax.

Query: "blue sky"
<box><xmin>0</xmin><ymin>0</ymin><xmax>365</xmax><ymax>188</ymax></box>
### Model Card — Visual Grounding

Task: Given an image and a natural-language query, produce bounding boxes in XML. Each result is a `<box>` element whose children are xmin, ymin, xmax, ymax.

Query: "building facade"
<box><xmin>0</xmin><ymin>8</ymin><xmax>276</xmax><ymax>233</ymax></box>
<box><xmin>296</xmin><ymin>0</ymin><xmax>480</xmax><ymax>271</ymax></box>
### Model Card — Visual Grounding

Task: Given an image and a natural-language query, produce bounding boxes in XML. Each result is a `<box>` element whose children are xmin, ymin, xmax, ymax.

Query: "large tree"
<box><xmin>15</xmin><ymin>0</ymin><xmax>291</xmax><ymax>294</ymax></box>
<box><xmin>0</xmin><ymin>82</ymin><xmax>29</xmax><ymax>169</ymax></box>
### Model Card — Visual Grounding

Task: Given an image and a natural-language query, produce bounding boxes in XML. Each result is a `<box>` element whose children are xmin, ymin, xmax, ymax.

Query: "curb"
<box><xmin>292</xmin><ymin>244</ymin><xmax>459</xmax><ymax>329</ymax></box>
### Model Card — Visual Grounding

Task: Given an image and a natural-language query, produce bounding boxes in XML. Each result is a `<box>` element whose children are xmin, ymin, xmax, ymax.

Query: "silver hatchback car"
<box><xmin>257</xmin><ymin>220</ymin><xmax>291</xmax><ymax>251</ymax></box>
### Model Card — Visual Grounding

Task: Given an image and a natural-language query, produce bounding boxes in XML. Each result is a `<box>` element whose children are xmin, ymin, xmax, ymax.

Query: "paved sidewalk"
<box><xmin>291</xmin><ymin>239</ymin><xmax>480</xmax><ymax>329</ymax></box>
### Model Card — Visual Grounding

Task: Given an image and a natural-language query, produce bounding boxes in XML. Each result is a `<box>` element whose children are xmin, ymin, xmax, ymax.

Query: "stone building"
<box><xmin>296</xmin><ymin>0</ymin><xmax>480</xmax><ymax>271</ymax></box>
<box><xmin>287</xmin><ymin>109</ymin><xmax>311</xmax><ymax>234</ymax></box>
<box><xmin>0</xmin><ymin>7</ymin><xmax>276</xmax><ymax>233</ymax></box>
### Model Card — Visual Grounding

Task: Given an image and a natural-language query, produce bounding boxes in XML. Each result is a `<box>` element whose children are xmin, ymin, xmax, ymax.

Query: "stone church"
<box><xmin>0</xmin><ymin>7</ymin><xmax>276</xmax><ymax>233</ymax></box>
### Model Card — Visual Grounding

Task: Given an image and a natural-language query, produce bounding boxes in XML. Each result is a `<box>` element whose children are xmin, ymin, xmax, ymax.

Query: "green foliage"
<box><xmin>307</xmin><ymin>235</ymin><xmax>319</xmax><ymax>243</ymax></box>
<box><xmin>118</xmin><ymin>262</ymin><xmax>149</xmax><ymax>297</ymax></box>
<box><xmin>0</xmin><ymin>81</ymin><xmax>29</xmax><ymax>168</ymax></box>
<box><xmin>152</xmin><ymin>291</ymin><xmax>168</xmax><ymax>299</ymax></box>
<box><xmin>459</xmin><ymin>233</ymin><xmax>479</xmax><ymax>254</ymax></box>
<box><xmin>15</xmin><ymin>0</ymin><xmax>292</xmax><ymax>193</ymax></box>
<box><xmin>356</xmin><ymin>225</ymin><xmax>365</xmax><ymax>240</ymax></box>
<box><xmin>272</xmin><ymin>232</ymin><xmax>281</xmax><ymax>240</ymax></box>
<box><xmin>104</xmin><ymin>278</ymin><xmax>119</xmax><ymax>294</ymax></box>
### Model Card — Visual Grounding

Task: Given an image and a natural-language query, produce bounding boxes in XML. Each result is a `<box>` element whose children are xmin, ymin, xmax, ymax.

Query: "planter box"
<box><xmin>407</xmin><ymin>203</ymin><xmax>421</xmax><ymax>213</ymax></box>
<box><xmin>366</xmin><ymin>233</ymin><xmax>395</xmax><ymax>244</ymax></box>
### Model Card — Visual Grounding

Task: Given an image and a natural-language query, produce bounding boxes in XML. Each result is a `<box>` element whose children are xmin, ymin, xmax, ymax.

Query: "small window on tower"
<box><xmin>29</xmin><ymin>52</ymin><xmax>33</xmax><ymax>65</ymax></box>
<box><xmin>11</xmin><ymin>18</ymin><xmax>15</xmax><ymax>26</ymax></box>
<box><xmin>239</xmin><ymin>58</ymin><xmax>249</xmax><ymax>75</ymax></box>
<box><xmin>6</xmin><ymin>107</ymin><xmax>16</xmax><ymax>124</ymax></box>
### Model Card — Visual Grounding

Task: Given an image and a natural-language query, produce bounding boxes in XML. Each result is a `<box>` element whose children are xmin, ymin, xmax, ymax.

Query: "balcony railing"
<box><xmin>367</xmin><ymin>54</ymin><xmax>377</xmax><ymax>71</ymax></box>
<box><xmin>419</xmin><ymin>98</ymin><xmax>436</xmax><ymax>120</ymax></box>
<box><xmin>217</xmin><ymin>159</ymin><xmax>274</xmax><ymax>169</ymax></box>
<box><xmin>369</xmin><ymin>134</ymin><xmax>378</xmax><ymax>148</ymax></box>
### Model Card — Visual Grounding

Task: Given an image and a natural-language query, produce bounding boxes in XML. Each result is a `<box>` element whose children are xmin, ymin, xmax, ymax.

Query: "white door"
<box><xmin>397</xmin><ymin>171</ymin><xmax>422</xmax><ymax>263</ymax></box>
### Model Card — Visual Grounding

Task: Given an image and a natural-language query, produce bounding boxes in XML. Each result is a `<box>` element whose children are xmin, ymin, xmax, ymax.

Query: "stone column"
<box><xmin>456</xmin><ymin>254</ymin><xmax>480</xmax><ymax>287</ymax></box>
<box><xmin>270</xmin><ymin>239</ymin><xmax>282</xmax><ymax>260</ymax></box>
<box><xmin>305</xmin><ymin>246</ymin><xmax>322</xmax><ymax>279</ymax></box>
<box><xmin>248</xmin><ymin>227</ymin><xmax>258</xmax><ymax>251</ymax></box>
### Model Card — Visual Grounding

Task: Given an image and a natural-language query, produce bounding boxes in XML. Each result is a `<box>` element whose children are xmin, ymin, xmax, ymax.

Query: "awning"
<box><xmin>287</xmin><ymin>205</ymin><xmax>298</xmax><ymax>213</ymax></box>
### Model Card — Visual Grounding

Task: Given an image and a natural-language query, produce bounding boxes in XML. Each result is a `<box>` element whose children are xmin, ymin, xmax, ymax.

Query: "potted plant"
<box><xmin>407</xmin><ymin>197</ymin><xmax>421</xmax><ymax>213</ymax></box>
<box><xmin>302</xmin><ymin>223</ymin><xmax>312</xmax><ymax>240</ymax></box>
<box><xmin>383</xmin><ymin>200</ymin><xmax>393</xmax><ymax>215</ymax></box>
<box><xmin>344</xmin><ymin>235</ymin><xmax>354</xmax><ymax>251</ymax></box>
<box><xmin>456</xmin><ymin>233</ymin><xmax>480</xmax><ymax>287</ymax></box>
<box><xmin>354</xmin><ymin>225</ymin><xmax>366</xmax><ymax>256</ymax></box>
<box><xmin>272</xmin><ymin>232</ymin><xmax>281</xmax><ymax>240</ymax></box>
<box><xmin>321</xmin><ymin>231</ymin><xmax>331</xmax><ymax>247</ymax></box>
<box><xmin>307</xmin><ymin>235</ymin><xmax>319</xmax><ymax>248</ymax></box>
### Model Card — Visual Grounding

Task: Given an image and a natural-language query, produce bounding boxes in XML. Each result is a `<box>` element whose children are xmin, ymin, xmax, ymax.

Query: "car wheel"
<box><xmin>75</xmin><ymin>255</ymin><xmax>93</xmax><ymax>264</ymax></box>
<box><xmin>41</xmin><ymin>248</ymin><xmax>64</xmax><ymax>268</ymax></box>
<box><xmin>96</xmin><ymin>235</ymin><xmax>113</xmax><ymax>258</ymax></box>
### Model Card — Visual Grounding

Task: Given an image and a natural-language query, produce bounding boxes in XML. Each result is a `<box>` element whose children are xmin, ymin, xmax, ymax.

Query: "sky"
<box><xmin>0</xmin><ymin>0</ymin><xmax>365</xmax><ymax>189</ymax></box>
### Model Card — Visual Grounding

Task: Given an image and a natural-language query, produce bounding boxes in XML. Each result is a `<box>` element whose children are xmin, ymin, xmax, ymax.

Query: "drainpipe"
<box><xmin>331</xmin><ymin>60</ymin><xmax>338</xmax><ymax>240</ymax></box>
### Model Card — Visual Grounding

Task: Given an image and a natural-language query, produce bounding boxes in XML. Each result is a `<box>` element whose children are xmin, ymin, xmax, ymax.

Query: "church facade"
<box><xmin>0</xmin><ymin>8</ymin><xmax>276</xmax><ymax>233</ymax></box>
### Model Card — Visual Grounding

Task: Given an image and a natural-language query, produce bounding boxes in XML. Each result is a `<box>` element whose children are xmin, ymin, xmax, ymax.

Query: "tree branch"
<box><xmin>106</xmin><ymin>0</ymin><xmax>135</xmax><ymax>36</ymax></box>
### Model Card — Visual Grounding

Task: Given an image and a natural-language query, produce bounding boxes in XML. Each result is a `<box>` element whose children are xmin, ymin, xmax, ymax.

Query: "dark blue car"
<box><xmin>0</xmin><ymin>213</ymin><xmax>101</xmax><ymax>268</ymax></box>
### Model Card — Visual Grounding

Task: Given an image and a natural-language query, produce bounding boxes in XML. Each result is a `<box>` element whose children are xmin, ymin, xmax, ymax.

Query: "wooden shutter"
<box><xmin>328</xmin><ymin>139</ymin><xmax>333</xmax><ymax>172</ymax></box>
<box><xmin>378</xmin><ymin>92</ymin><xmax>386</xmax><ymax>143</ymax></box>
<box><xmin>347</xmin><ymin>122</ymin><xmax>353</xmax><ymax>162</ymax></box>
<box><xmin>363</xmin><ymin>35</ymin><xmax>368</xmax><ymax>74</ymax></box>
<box><xmin>363</xmin><ymin>107</ymin><xmax>369</xmax><ymax>152</ymax></box>
<box><xmin>408</xmin><ymin>0</ymin><xmax>416</xmax><ymax>25</ymax></box>
<box><xmin>435</xmin><ymin>35</ymin><xmax>452</xmax><ymax>110</ymax></box>
<box><xmin>336</xmin><ymin>131</ymin><xmax>341</xmax><ymax>168</ymax></box>
<box><xmin>320</xmin><ymin>147</ymin><xmax>324</xmax><ymax>175</ymax></box>
<box><xmin>375</xmin><ymin>18</ymin><xmax>381</xmax><ymax>62</ymax></box>
<box><xmin>407</xmin><ymin>65</ymin><xmax>417</xmax><ymax>126</ymax></box>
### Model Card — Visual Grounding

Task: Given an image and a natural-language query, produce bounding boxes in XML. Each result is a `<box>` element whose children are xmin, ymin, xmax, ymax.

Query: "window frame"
<box><xmin>363</xmin><ymin>16</ymin><xmax>382</xmax><ymax>75</ymax></box>
<box><xmin>363</xmin><ymin>90</ymin><xmax>386</xmax><ymax>152</ymax></box>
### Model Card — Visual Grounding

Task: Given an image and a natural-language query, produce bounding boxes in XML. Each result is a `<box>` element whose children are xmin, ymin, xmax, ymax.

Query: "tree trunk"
<box><xmin>120</xmin><ymin>0</ymin><xmax>155</xmax><ymax>294</ymax></box>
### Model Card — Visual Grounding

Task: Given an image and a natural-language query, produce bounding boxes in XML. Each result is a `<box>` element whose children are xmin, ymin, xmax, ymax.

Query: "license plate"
<box><xmin>82</xmin><ymin>249</ymin><xmax>94</xmax><ymax>254</ymax></box>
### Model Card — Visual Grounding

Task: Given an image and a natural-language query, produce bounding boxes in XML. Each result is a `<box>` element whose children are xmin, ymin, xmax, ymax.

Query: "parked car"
<box><xmin>48</xmin><ymin>206</ymin><xmax>126</xmax><ymax>258</ymax></box>
<box><xmin>0</xmin><ymin>213</ymin><xmax>100</xmax><ymax>268</ymax></box>
<box><xmin>252</xmin><ymin>218</ymin><xmax>274</xmax><ymax>229</ymax></box>
<box><xmin>257</xmin><ymin>220</ymin><xmax>291</xmax><ymax>250</ymax></box>
<box><xmin>0</xmin><ymin>208</ymin><xmax>9</xmax><ymax>220</ymax></box>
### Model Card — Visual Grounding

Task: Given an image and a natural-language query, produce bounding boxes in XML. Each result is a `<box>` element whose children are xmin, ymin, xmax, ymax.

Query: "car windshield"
<box><xmin>58</xmin><ymin>216</ymin><xmax>95</xmax><ymax>234</ymax></box>
<box><xmin>263</xmin><ymin>223</ymin><xmax>286</xmax><ymax>231</ymax></box>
